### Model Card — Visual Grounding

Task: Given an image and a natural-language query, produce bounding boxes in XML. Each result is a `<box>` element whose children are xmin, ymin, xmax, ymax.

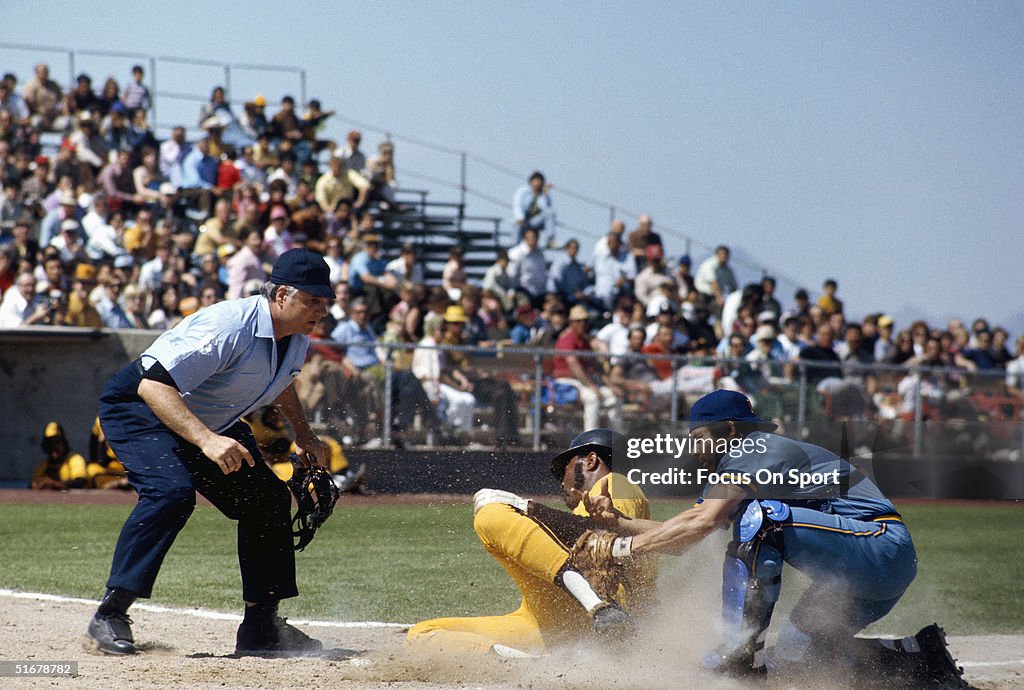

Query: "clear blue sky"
<box><xmin>5</xmin><ymin>1</ymin><xmax>1023</xmax><ymax>330</ymax></box>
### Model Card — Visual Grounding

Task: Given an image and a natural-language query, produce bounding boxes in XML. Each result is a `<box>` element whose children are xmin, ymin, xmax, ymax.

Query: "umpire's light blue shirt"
<box><xmin>140</xmin><ymin>295</ymin><xmax>309</xmax><ymax>433</ymax></box>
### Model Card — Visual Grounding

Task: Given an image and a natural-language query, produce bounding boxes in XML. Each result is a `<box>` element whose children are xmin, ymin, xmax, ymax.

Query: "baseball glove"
<box><xmin>286</xmin><ymin>454</ymin><xmax>340</xmax><ymax>551</ymax></box>
<box><xmin>569</xmin><ymin>529</ymin><xmax>627</xmax><ymax>605</ymax></box>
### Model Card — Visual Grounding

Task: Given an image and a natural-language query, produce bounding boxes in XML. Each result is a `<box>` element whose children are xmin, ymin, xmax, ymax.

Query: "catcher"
<box><xmin>407</xmin><ymin>429</ymin><xmax>656</xmax><ymax>657</ymax></box>
<box><xmin>86</xmin><ymin>249</ymin><xmax>336</xmax><ymax>658</ymax></box>
<box><xmin>575</xmin><ymin>390</ymin><xmax>968</xmax><ymax>687</ymax></box>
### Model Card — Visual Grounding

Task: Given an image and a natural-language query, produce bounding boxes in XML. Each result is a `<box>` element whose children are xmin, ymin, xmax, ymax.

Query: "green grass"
<box><xmin>0</xmin><ymin>501</ymin><xmax>1021</xmax><ymax>634</ymax></box>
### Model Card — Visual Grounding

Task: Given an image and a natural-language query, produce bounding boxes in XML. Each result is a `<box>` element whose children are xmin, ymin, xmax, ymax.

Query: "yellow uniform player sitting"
<box><xmin>407</xmin><ymin>429</ymin><xmax>655</xmax><ymax>656</ymax></box>
<box><xmin>31</xmin><ymin>421</ymin><xmax>88</xmax><ymax>490</ymax></box>
<box><xmin>88</xmin><ymin>415</ymin><xmax>130</xmax><ymax>489</ymax></box>
<box><xmin>246</xmin><ymin>405</ymin><xmax>367</xmax><ymax>492</ymax></box>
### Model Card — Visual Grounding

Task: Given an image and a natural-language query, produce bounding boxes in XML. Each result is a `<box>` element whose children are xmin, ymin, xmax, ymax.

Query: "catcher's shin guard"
<box><xmin>704</xmin><ymin>500</ymin><xmax>788</xmax><ymax>675</ymax></box>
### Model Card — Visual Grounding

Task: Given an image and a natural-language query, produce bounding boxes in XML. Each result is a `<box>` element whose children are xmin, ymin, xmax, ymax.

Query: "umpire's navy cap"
<box><xmin>689</xmin><ymin>390</ymin><xmax>777</xmax><ymax>431</ymax></box>
<box><xmin>549</xmin><ymin>428</ymin><xmax>627</xmax><ymax>480</ymax></box>
<box><xmin>269</xmin><ymin>248</ymin><xmax>334</xmax><ymax>299</ymax></box>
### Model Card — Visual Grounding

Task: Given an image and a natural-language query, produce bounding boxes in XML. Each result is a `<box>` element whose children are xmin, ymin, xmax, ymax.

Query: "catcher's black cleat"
<box><xmin>235</xmin><ymin>616</ymin><xmax>323</xmax><ymax>657</ymax></box>
<box><xmin>87</xmin><ymin>611</ymin><xmax>137</xmax><ymax>655</ymax></box>
<box><xmin>591</xmin><ymin>602</ymin><xmax>636</xmax><ymax>636</ymax></box>
<box><xmin>910</xmin><ymin>624</ymin><xmax>970</xmax><ymax>689</ymax></box>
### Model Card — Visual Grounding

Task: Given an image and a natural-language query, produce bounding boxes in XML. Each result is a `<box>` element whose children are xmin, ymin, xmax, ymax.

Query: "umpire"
<box><xmin>87</xmin><ymin>248</ymin><xmax>333</xmax><ymax>657</ymax></box>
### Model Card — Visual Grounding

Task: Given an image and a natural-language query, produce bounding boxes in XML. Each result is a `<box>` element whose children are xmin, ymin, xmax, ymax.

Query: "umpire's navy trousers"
<box><xmin>98</xmin><ymin>360</ymin><xmax>297</xmax><ymax>603</ymax></box>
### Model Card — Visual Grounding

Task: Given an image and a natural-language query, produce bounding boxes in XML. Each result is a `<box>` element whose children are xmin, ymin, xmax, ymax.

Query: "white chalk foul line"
<box><xmin>960</xmin><ymin>659</ymin><xmax>1024</xmax><ymax>668</ymax></box>
<box><xmin>0</xmin><ymin>588</ymin><xmax>409</xmax><ymax>629</ymax></box>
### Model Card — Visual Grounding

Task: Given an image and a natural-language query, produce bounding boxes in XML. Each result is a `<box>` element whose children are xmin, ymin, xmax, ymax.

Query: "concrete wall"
<box><xmin>0</xmin><ymin>328</ymin><xmax>158</xmax><ymax>483</ymax></box>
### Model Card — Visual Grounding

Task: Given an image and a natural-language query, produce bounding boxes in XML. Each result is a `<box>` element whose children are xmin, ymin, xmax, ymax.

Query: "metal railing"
<box><xmin>305</xmin><ymin>339</ymin><xmax>1024</xmax><ymax>459</ymax></box>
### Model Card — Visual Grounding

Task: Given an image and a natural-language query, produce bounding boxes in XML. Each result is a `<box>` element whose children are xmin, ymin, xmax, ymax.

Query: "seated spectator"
<box><xmin>1005</xmin><ymin>335</ymin><xmax>1024</xmax><ymax>392</ymax></box>
<box><xmin>478</xmin><ymin>290</ymin><xmax>509</xmax><ymax>341</ymax></box>
<box><xmin>641</xmin><ymin>323</ymin><xmax>678</xmax><ymax>380</ymax></box>
<box><xmin>594</xmin><ymin>298</ymin><xmax>635</xmax><ymax>364</ymax></box>
<box><xmin>411</xmin><ymin>318</ymin><xmax>476</xmax><ymax>437</ymax></box>
<box><xmin>593</xmin><ymin>218</ymin><xmax>625</xmax><ymax>260</ymax></box>
<box><xmin>147</xmin><ymin>282</ymin><xmax>184</xmax><ymax>330</ymax></box>
<box><xmin>131</xmin><ymin>110</ymin><xmax>162</xmax><ymax>158</ymax></box>
<box><xmin>263</xmin><ymin>206</ymin><xmax>294</xmax><ymax>260</ymax></box>
<box><xmin>817</xmin><ymin>278</ymin><xmax>844</xmax><ymax>316</ymax></box>
<box><xmin>0</xmin><ymin>270</ymin><xmax>48</xmax><ymax>327</ymax></box>
<box><xmin>337</xmin><ymin>130</ymin><xmax>366</xmax><ymax>172</ymax></box>
<box><xmin>69</xmin><ymin>115</ymin><xmax>108</xmax><ymax>173</ymax></box>
<box><xmin>482</xmin><ymin>248</ymin><xmax>516</xmax><ymax>312</ymax></box>
<box><xmin>194</xmin><ymin>198</ymin><xmax>237</xmax><ymax>256</ymax></box>
<box><xmin>121</xmin><ymin>65</ymin><xmax>150</xmax><ymax>116</ymax></box>
<box><xmin>226</xmin><ymin>228</ymin><xmax>266</xmax><ymax>299</ymax></box>
<box><xmin>239</xmin><ymin>94</ymin><xmax>269</xmax><ymax>140</ymax></box>
<box><xmin>95</xmin><ymin>274</ymin><xmax>132</xmax><ymax>329</ymax></box>
<box><xmin>991</xmin><ymin>327</ymin><xmax>1012</xmax><ymax>367</ymax></box>
<box><xmin>98</xmin><ymin>148</ymin><xmax>142</xmax><ymax>212</ymax></box>
<box><xmin>64</xmin><ymin>263</ymin><xmax>103</xmax><ymax>328</ymax></box>
<box><xmin>132</xmin><ymin>147</ymin><xmax>164</xmax><ymax>204</ymax></box>
<box><xmin>547</xmin><ymin>238</ymin><xmax>591</xmax><ymax>307</ymax></box>
<box><xmin>551</xmin><ymin>305</ymin><xmax>623</xmax><ymax>432</ymax></box>
<box><xmin>800</xmin><ymin>323</ymin><xmax>842</xmax><ymax>388</ymax></box>
<box><xmin>956</xmin><ymin>329</ymin><xmax>999</xmax><ymax>371</ymax></box>
<box><xmin>179</xmin><ymin>136</ymin><xmax>218</xmax><ymax>213</ymax></box>
<box><xmin>385</xmin><ymin>242</ymin><xmax>424</xmax><ymax>286</ymax></box>
<box><xmin>300</xmin><ymin>99</ymin><xmax>335</xmax><ymax>156</ymax></box>
<box><xmin>626</xmin><ymin>214</ymin><xmax>662</xmax><ymax>266</ymax></box>
<box><xmin>365</xmin><ymin>140</ymin><xmax>401</xmax><ymax>210</ymax></box>
<box><xmin>508</xmin><ymin>226</ymin><xmax>547</xmax><ymax>308</ymax></box>
<box><xmin>159</xmin><ymin>126</ymin><xmax>188</xmax><ymax>184</ymax></box>
<box><xmin>87</xmin><ymin>415</ymin><xmax>129</xmax><ymax>489</ymax></box>
<box><xmin>22</xmin><ymin>63</ymin><xmax>62</xmax><ymax>131</ymax></box>
<box><xmin>331</xmin><ymin>297</ymin><xmax>441</xmax><ymax>441</ymax></box>
<box><xmin>634</xmin><ymin>243</ymin><xmax>674</xmax><ymax>309</ymax></box>
<box><xmin>694</xmin><ymin>245</ymin><xmax>737</xmax><ymax>319</ymax></box>
<box><xmin>0</xmin><ymin>76</ymin><xmax>30</xmax><ymax>125</ymax></box>
<box><xmin>646</xmin><ymin>302</ymin><xmax>689</xmax><ymax>352</ymax></box>
<box><xmin>512</xmin><ymin>170</ymin><xmax>554</xmax><ymax>243</ymax></box>
<box><xmin>31</xmin><ymin>422</ymin><xmax>87</xmax><ymax>490</ymax></box>
<box><xmin>442</xmin><ymin>246</ymin><xmax>468</xmax><ymax>301</ymax></box>
<box><xmin>102</xmin><ymin>103</ymin><xmax>133</xmax><ymax>153</ymax></box>
<box><xmin>315</xmin><ymin>153</ymin><xmax>368</xmax><ymax>213</ymax></box>
<box><xmin>20</xmin><ymin>154</ymin><xmax>52</xmax><ymax>209</ymax></box>
<box><xmin>52</xmin><ymin>219</ymin><xmax>88</xmax><ymax>265</ymax></box>
<box><xmin>441</xmin><ymin>305</ymin><xmax>521</xmax><ymax>447</ymax></box>
<box><xmin>348</xmin><ymin>233</ymin><xmax>395</xmax><ymax>328</ymax></box>
<box><xmin>97</xmin><ymin>77</ymin><xmax>122</xmax><ymax>117</ymax></box>
<box><xmin>591</xmin><ymin>228</ymin><xmax>634</xmax><ymax>312</ymax></box>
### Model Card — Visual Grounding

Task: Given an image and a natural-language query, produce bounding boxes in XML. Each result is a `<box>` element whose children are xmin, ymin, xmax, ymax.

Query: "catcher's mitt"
<box><xmin>286</xmin><ymin>454</ymin><xmax>340</xmax><ymax>551</ymax></box>
<box><xmin>569</xmin><ymin>529</ymin><xmax>627</xmax><ymax>605</ymax></box>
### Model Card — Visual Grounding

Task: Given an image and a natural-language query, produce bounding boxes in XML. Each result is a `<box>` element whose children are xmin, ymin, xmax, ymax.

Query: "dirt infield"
<box><xmin>1</xmin><ymin>592</ymin><xmax>1022</xmax><ymax>689</ymax></box>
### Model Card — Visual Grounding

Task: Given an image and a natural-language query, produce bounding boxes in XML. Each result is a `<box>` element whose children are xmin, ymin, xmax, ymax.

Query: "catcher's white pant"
<box><xmin>554</xmin><ymin>378</ymin><xmax>623</xmax><ymax>432</ymax></box>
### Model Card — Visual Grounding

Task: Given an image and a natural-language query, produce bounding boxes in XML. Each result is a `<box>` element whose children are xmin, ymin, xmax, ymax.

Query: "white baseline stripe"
<box><xmin>0</xmin><ymin>588</ymin><xmax>409</xmax><ymax>629</ymax></box>
<box><xmin>960</xmin><ymin>659</ymin><xmax>1024</xmax><ymax>668</ymax></box>
<box><xmin>4</xmin><ymin>589</ymin><xmax>1020</xmax><ymax>666</ymax></box>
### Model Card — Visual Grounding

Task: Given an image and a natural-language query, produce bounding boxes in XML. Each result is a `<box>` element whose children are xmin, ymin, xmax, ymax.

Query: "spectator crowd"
<box><xmin>4</xmin><ymin>60</ymin><xmax>1024</xmax><ymax>456</ymax></box>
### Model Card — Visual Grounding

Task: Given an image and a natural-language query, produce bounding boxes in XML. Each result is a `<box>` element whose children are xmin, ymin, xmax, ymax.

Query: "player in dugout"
<box><xmin>407</xmin><ymin>429</ymin><xmax>656</xmax><ymax>657</ymax></box>
<box><xmin>31</xmin><ymin>421</ymin><xmax>88</xmax><ymax>490</ymax></box>
<box><xmin>575</xmin><ymin>390</ymin><xmax>968</xmax><ymax>688</ymax></box>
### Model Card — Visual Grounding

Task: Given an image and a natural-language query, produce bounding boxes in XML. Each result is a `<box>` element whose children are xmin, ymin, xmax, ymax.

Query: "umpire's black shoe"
<box><xmin>591</xmin><ymin>602</ymin><xmax>635</xmax><ymax>636</ymax></box>
<box><xmin>235</xmin><ymin>617</ymin><xmax>323</xmax><ymax>657</ymax></box>
<box><xmin>87</xmin><ymin>611</ymin><xmax>137</xmax><ymax>655</ymax></box>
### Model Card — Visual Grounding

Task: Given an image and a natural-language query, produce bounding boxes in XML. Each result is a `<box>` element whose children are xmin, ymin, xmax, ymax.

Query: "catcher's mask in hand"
<box><xmin>286</xmin><ymin>453</ymin><xmax>340</xmax><ymax>551</ymax></box>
